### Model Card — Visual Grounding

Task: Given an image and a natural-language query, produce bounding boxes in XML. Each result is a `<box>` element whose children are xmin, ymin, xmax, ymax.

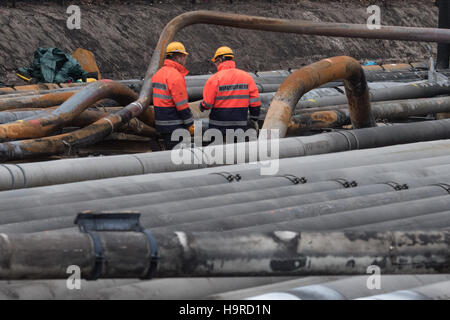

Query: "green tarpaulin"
<box><xmin>18</xmin><ymin>47</ymin><xmax>88</xmax><ymax>83</ymax></box>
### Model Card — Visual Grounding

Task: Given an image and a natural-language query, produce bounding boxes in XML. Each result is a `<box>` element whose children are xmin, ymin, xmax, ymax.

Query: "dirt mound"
<box><xmin>0</xmin><ymin>0</ymin><xmax>439</xmax><ymax>84</ymax></box>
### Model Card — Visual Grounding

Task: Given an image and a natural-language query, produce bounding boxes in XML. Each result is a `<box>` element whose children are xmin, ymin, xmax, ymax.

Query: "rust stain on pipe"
<box><xmin>143</xmin><ymin>10</ymin><xmax>450</xmax><ymax>102</ymax></box>
<box><xmin>263</xmin><ymin>56</ymin><xmax>376</xmax><ymax>137</ymax></box>
<box><xmin>4</xmin><ymin>11</ymin><xmax>449</xmax><ymax>158</ymax></box>
<box><xmin>287</xmin><ymin>110</ymin><xmax>350</xmax><ymax>135</ymax></box>
<box><xmin>0</xmin><ymin>81</ymin><xmax>137</xmax><ymax>141</ymax></box>
<box><xmin>0</xmin><ymin>91</ymin><xmax>75</xmax><ymax>112</ymax></box>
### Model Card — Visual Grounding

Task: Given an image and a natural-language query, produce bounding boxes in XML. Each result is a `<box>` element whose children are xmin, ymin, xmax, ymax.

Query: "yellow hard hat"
<box><xmin>211</xmin><ymin>46</ymin><xmax>234</xmax><ymax>62</ymax></box>
<box><xmin>166</xmin><ymin>41</ymin><xmax>189</xmax><ymax>55</ymax></box>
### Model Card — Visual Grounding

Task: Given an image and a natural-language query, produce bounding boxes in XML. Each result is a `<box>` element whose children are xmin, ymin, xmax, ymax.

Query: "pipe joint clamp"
<box><xmin>277</xmin><ymin>174</ymin><xmax>307</xmax><ymax>185</ymax></box>
<box><xmin>334</xmin><ymin>178</ymin><xmax>358</xmax><ymax>188</ymax></box>
<box><xmin>383</xmin><ymin>181</ymin><xmax>409</xmax><ymax>191</ymax></box>
<box><xmin>74</xmin><ymin>210</ymin><xmax>159</xmax><ymax>281</ymax></box>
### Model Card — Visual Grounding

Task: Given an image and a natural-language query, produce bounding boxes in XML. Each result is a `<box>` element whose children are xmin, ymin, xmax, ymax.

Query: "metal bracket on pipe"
<box><xmin>333</xmin><ymin>178</ymin><xmax>358</xmax><ymax>188</ymax></box>
<box><xmin>382</xmin><ymin>181</ymin><xmax>409</xmax><ymax>191</ymax></box>
<box><xmin>427</xmin><ymin>51</ymin><xmax>449</xmax><ymax>85</ymax></box>
<box><xmin>277</xmin><ymin>174</ymin><xmax>307</xmax><ymax>185</ymax></box>
<box><xmin>74</xmin><ymin>210</ymin><xmax>159</xmax><ymax>280</ymax></box>
<box><xmin>429</xmin><ymin>183</ymin><xmax>450</xmax><ymax>194</ymax></box>
<box><xmin>209</xmin><ymin>172</ymin><xmax>241</xmax><ymax>182</ymax></box>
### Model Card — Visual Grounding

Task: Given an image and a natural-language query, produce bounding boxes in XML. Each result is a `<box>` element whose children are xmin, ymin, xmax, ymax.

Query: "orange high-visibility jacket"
<box><xmin>151</xmin><ymin>59</ymin><xmax>193</xmax><ymax>133</ymax></box>
<box><xmin>201</xmin><ymin>60</ymin><xmax>261</xmax><ymax>131</ymax></box>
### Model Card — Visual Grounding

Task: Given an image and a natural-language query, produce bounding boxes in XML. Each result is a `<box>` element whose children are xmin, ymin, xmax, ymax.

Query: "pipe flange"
<box><xmin>333</xmin><ymin>130</ymin><xmax>359</xmax><ymax>150</ymax></box>
<box><xmin>334</xmin><ymin>178</ymin><xmax>358</xmax><ymax>188</ymax></box>
<box><xmin>277</xmin><ymin>174</ymin><xmax>307</xmax><ymax>185</ymax></box>
<box><xmin>382</xmin><ymin>181</ymin><xmax>409</xmax><ymax>191</ymax></box>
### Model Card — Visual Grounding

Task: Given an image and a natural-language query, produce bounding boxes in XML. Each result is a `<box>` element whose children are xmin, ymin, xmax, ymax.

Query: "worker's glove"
<box><xmin>248</xmin><ymin>118</ymin><xmax>259</xmax><ymax>133</ymax></box>
<box><xmin>188</xmin><ymin>124</ymin><xmax>195</xmax><ymax>136</ymax></box>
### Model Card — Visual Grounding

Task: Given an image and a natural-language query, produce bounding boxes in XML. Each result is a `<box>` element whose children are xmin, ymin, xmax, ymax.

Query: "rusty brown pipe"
<box><xmin>142</xmin><ymin>10</ymin><xmax>450</xmax><ymax>101</ymax></box>
<box><xmin>0</xmin><ymin>91</ymin><xmax>76</xmax><ymax>112</ymax></box>
<box><xmin>0</xmin><ymin>95</ymin><xmax>156</xmax><ymax>161</ymax></box>
<box><xmin>287</xmin><ymin>95</ymin><xmax>450</xmax><ymax>134</ymax></box>
<box><xmin>0</xmin><ymin>106</ymin><xmax>155</xmax><ymax>137</ymax></box>
<box><xmin>5</xmin><ymin>11</ymin><xmax>450</xmax><ymax>157</ymax></box>
<box><xmin>68</xmin><ymin>109</ymin><xmax>157</xmax><ymax>138</ymax></box>
<box><xmin>287</xmin><ymin>110</ymin><xmax>351</xmax><ymax>134</ymax></box>
<box><xmin>262</xmin><ymin>56</ymin><xmax>376</xmax><ymax>137</ymax></box>
<box><xmin>0</xmin><ymin>83</ymin><xmax>61</xmax><ymax>95</ymax></box>
<box><xmin>0</xmin><ymin>117</ymin><xmax>141</xmax><ymax>161</ymax></box>
<box><xmin>0</xmin><ymin>80</ymin><xmax>137</xmax><ymax>141</ymax></box>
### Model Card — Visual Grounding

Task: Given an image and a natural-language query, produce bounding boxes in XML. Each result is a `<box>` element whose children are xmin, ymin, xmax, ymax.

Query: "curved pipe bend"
<box><xmin>0</xmin><ymin>80</ymin><xmax>137</xmax><ymax>141</ymax></box>
<box><xmin>263</xmin><ymin>56</ymin><xmax>376</xmax><ymax>137</ymax></box>
<box><xmin>4</xmin><ymin>10</ymin><xmax>450</xmax><ymax>157</ymax></box>
<box><xmin>142</xmin><ymin>10</ymin><xmax>450</xmax><ymax>100</ymax></box>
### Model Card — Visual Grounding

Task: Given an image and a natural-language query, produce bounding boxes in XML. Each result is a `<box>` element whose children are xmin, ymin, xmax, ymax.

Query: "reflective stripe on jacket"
<box><xmin>200</xmin><ymin>60</ymin><xmax>261</xmax><ymax>131</ymax></box>
<box><xmin>152</xmin><ymin>59</ymin><xmax>193</xmax><ymax>133</ymax></box>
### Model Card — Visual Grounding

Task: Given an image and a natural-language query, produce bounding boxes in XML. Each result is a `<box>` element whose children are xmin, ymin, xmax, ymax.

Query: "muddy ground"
<box><xmin>0</xmin><ymin>0</ymin><xmax>440</xmax><ymax>84</ymax></box>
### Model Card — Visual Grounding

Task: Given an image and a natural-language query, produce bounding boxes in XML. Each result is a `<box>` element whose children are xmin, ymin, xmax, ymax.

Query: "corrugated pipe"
<box><xmin>262</xmin><ymin>56</ymin><xmax>376</xmax><ymax>137</ymax></box>
<box><xmin>0</xmin><ymin>230</ymin><xmax>449</xmax><ymax>280</ymax></box>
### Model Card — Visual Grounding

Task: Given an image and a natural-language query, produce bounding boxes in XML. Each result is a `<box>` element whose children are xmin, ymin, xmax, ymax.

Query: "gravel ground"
<box><xmin>0</xmin><ymin>0</ymin><xmax>439</xmax><ymax>83</ymax></box>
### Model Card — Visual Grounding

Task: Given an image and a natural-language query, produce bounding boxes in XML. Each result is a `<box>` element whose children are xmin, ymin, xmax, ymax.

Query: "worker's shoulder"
<box><xmin>152</xmin><ymin>65</ymin><xmax>183</xmax><ymax>81</ymax></box>
<box><xmin>218</xmin><ymin>67</ymin><xmax>254</xmax><ymax>81</ymax></box>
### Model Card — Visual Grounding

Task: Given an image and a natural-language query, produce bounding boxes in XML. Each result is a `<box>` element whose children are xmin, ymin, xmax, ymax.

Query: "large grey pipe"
<box><xmin>150</xmin><ymin>185</ymin><xmax>450</xmax><ymax>234</ymax></box>
<box><xmin>1</xmin><ymin>154</ymin><xmax>449</xmax><ymax>230</ymax></box>
<box><xmin>357</xmin><ymin>280</ymin><xmax>450</xmax><ymax>300</ymax></box>
<box><xmin>0</xmin><ymin>277</ymin><xmax>294</xmax><ymax>300</ymax></box>
<box><xmin>244</xmin><ymin>275</ymin><xmax>450</xmax><ymax>300</ymax></box>
<box><xmin>0</xmin><ymin>230</ymin><xmax>449</xmax><ymax>279</ymax></box>
<box><xmin>296</xmin><ymin>81</ymin><xmax>450</xmax><ymax>108</ymax></box>
<box><xmin>2</xmin><ymin>118</ymin><xmax>450</xmax><ymax>190</ymax></box>
<box><xmin>2</xmin><ymin>139</ymin><xmax>449</xmax><ymax>211</ymax></box>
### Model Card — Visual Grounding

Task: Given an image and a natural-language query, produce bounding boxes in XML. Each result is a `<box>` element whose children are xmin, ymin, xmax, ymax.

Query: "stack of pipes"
<box><xmin>0</xmin><ymin>139</ymin><xmax>450</xmax><ymax>299</ymax></box>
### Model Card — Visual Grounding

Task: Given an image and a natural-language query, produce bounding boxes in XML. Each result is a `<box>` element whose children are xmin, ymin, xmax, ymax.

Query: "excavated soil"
<box><xmin>0</xmin><ymin>0</ymin><xmax>439</xmax><ymax>84</ymax></box>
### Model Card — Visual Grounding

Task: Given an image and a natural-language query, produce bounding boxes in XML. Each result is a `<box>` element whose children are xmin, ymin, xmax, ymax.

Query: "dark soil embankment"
<box><xmin>0</xmin><ymin>0</ymin><xmax>439</xmax><ymax>83</ymax></box>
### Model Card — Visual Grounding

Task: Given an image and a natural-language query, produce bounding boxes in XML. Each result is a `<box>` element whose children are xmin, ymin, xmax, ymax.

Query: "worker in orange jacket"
<box><xmin>152</xmin><ymin>41</ymin><xmax>194</xmax><ymax>150</ymax></box>
<box><xmin>200</xmin><ymin>46</ymin><xmax>261</xmax><ymax>136</ymax></box>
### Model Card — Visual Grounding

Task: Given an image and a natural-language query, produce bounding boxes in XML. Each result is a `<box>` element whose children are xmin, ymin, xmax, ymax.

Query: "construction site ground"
<box><xmin>0</xmin><ymin>0</ymin><xmax>439</xmax><ymax>84</ymax></box>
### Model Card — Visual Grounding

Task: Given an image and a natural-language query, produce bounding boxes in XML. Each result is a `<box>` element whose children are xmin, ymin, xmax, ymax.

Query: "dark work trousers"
<box><xmin>161</xmin><ymin>133</ymin><xmax>184</xmax><ymax>150</ymax></box>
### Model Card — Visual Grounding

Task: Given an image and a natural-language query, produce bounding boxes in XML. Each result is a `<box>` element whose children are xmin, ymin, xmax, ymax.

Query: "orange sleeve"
<box><xmin>201</xmin><ymin>76</ymin><xmax>218</xmax><ymax>110</ymax></box>
<box><xmin>168</xmin><ymin>74</ymin><xmax>189</xmax><ymax>111</ymax></box>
